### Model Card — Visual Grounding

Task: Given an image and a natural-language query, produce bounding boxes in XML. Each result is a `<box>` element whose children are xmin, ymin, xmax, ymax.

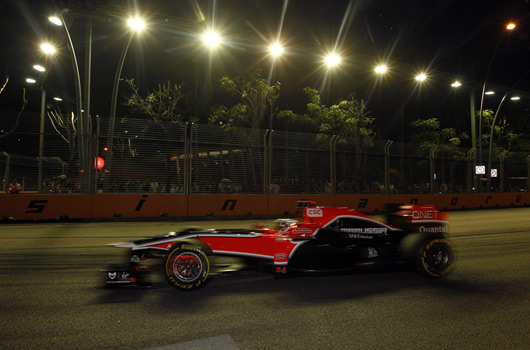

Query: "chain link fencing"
<box><xmin>1</xmin><ymin>111</ymin><xmax>529</xmax><ymax>194</ymax></box>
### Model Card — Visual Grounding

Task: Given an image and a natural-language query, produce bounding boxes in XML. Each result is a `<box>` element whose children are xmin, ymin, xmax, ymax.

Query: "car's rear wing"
<box><xmin>386</xmin><ymin>204</ymin><xmax>449</xmax><ymax>234</ymax></box>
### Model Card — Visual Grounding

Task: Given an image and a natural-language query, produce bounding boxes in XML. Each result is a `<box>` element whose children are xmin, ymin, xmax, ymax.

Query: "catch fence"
<box><xmin>1</xmin><ymin>111</ymin><xmax>529</xmax><ymax>194</ymax></box>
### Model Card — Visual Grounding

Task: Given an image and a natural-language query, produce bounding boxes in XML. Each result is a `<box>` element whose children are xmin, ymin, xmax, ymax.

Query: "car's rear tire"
<box><xmin>415</xmin><ymin>238</ymin><xmax>455</xmax><ymax>277</ymax></box>
<box><xmin>164</xmin><ymin>245</ymin><xmax>212</xmax><ymax>290</ymax></box>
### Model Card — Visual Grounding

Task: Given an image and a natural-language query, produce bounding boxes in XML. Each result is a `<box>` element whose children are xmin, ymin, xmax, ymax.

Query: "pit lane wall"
<box><xmin>1</xmin><ymin>193</ymin><xmax>529</xmax><ymax>221</ymax></box>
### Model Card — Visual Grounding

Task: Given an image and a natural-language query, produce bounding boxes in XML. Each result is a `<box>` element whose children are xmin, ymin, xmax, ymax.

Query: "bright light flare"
<box><xmin>201</xmin><ymin>30</ymin><xmax>222</xmax><ymax>49</ymax></box>
<box><xmin>26</xmin><ymin>78</ymin><xmax>37</xmax><ymax>84</ymax></box>
<box><xmin>269</xmin><ymin>42</ymin><xmax>285</xmax><ymax>58</ymax></box>
<box><xmin>325</xmin><ymin>53</ymin><xmax>341</xmax><ymax>68</ymax></box>
<box><xmin>485</xmin><ymin>91</ymin><xmax>495</xmax><ymax>95</ymax></box>
<box><xmin>510</xmin><ymin>96</ymin><xmax>521</xmax><ymax>100</ymax></box>
<box><xmin>40</xmin><ymin>42</ymin><xmax>56</xmax><ymax>55</ymax></box>
<box><xmin>48</xmin><ymin>16</ymin><xmax>62</xmax><ymax>26</ymax></box>
<box><xmin>506</xmin><ymin>22</ymin><xmax>516</xmax><ymax>30</ymax></box>
<box><xmin>374</xmin><ymin>64</ymin><xmax>388</xmax><ymax>74</ymax></box>
<box><xmin>451</xmin><ymin>81</ymin><xmax>462</xmax><ymax>88</ymax></box>
<box><xmin>415</xmin><ymin>73</ymin><xmax>427</xmax><ymax>82</ymax></box>
<box><xmin>127</xmin><ymin>17</ymin><xmax>146</xmax><ymax>32</ymax></box>
<box><xmin>53</xmin><ymin>97</ymin><xmax>63</xmax><ymax>102</ymax></box>
<box><xmin>33</xmin><ymin>65</ymin><xmax>46</xmax><ymax>72</ymax></box>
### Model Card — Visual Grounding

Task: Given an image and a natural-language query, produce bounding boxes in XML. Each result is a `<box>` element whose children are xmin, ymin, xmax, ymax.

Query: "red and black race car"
<box><xmin>105</xmin><ymin>202</ymin><xmax>455</xmax><ymax>291</ymax></box>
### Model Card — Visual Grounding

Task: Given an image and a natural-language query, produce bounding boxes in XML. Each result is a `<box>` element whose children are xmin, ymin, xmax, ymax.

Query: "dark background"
<box><xmin>1</xmin><ymin>0</ymin><xmax>529</xmax><ymax>140</ymax></box>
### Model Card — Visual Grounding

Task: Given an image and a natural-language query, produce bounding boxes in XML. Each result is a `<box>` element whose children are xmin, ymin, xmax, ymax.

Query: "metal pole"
<box><xmin>38</xmin><ymin>88</ymin><xmax>46</xmax><ymax>193</ymax></box>
<box><xmin>84</xmin><ymin>17</ymin><xmax>93</xmax><ymax>193</ymax></box>
<box><xmin>469</xmin><ymin>89</ymin><xmax>478</xmax><ymax>190</ymax></box>
<box><xmin>486</xmin><ymin>93</ymin><xmax>507</xmax><ymax>192</ymax></box>
<box><xmin>104</xmin><ymin>31</ymin><xmax>134</xmax><ymax>192</ymax></box>
<box><xmin>430</xmin><ymin>145</ymin><xmax>439</xmax><ymax>194</ymax></box>
<box><xmin>384</xmin><ymin>140</ymin><xmax>393</xmax><ymax>194</ymax></box>
<box><xmin>59</xmin><ymin>14</ymin><xmax>85</xmax><ymax>192</ymax></box>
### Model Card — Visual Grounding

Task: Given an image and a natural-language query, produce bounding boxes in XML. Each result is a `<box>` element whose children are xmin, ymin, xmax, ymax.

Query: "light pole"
<box><xmin>485</xmin><ymin>92</ymin><xmax>508</xmax><ymax>192</ymax></box>
<box><xmin>30</xmin><ymin>43</ymin><xmax>56</xmax><ymax>192</ymax></box>
<box><xmin>104</xmin><ymin>17</ymin><xmax>145</xmax><ymax>192</ymax></box>
<box><xmin>49</xmin><ymin>15</ymin><xmax>86</xmax><ymax>191</ymax></box>
<box><xmin>477</xmin><ymin>22</ymin><xmax>516</xmax><ymax>171</ymax></box>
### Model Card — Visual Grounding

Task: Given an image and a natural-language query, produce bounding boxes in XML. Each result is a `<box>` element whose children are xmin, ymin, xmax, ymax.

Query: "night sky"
<box><xmin>1</xmin><ymin>0</ymin><xmax>529</xmax><ymax>140</ymax></box>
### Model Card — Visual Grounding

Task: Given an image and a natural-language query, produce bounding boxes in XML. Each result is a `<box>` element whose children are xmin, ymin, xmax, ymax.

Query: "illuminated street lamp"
<box><xmin>269</xmin><ymin>42</ymin><xmax>284</xmax><ymax>59</ymax></box>
<box><xmin>415</xmin><ymin>73</ymin><xmax>427</xmax><ymax>82</ymax></box>
<box><xmin>104</xmin><ymin>16</ymin><xmax>145</xmax><ymax>192</ymax></box>
<box><xmin>201</xmin><ymin>29</ymin><xmax>222</xmax><ymax>49</ymax></box>
<box><xmin>33</xmin><ymin>64</ymin><xmax>46</xmax><ymax>72</ymax></box>
<box><xmin>324</xmin><ymin>53</ymin><xmax>341</xmax><ymax>68</ymax></box>
<box><xmin>451</xmin><ymin>81</ymin><xmax>462</xmax><ymax>88</ymax></box>
<box><xmin>374</xmin><ymin>64</ymin><xmax>388</xmax><ymax>74</ymax></box>
<box><xmin>40</xmin><ymin>42</ymin><xmax>56</xmax><ymax>55</ymax></box>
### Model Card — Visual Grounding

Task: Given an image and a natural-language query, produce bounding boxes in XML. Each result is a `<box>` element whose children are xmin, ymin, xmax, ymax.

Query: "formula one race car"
<box><xmin>105</xmin><ymin>203</ymin><xmax>455</xmax><ymax>291</ymax></box>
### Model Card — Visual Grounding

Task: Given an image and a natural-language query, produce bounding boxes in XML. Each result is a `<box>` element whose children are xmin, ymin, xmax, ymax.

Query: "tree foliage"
<box><xmin>278</xmin><ymin>87</ymin><xmax>376</xmax><ymax>147</ymax></box>
<box><xmin>476</xmin><ymin>109</ymin><xmax>520</xmax><ymax>155</ymax></box>
<box><xmin>410</xmin><ymin>117</ymin><xmax>467</xmax><ymax>153</ymax></box>
<box><xmin>124</xmin><ymin>78</ymin><xmax>189</xmax><ymax>126</ymax></box>
<box><xmin>209</xmin><ymin>68</ymin><xmax>281</xmax><ymax>130</ymax></box>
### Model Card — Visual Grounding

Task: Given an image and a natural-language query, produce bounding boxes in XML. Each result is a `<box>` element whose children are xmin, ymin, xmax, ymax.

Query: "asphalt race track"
<box><xmin>1</xmin><ymin>208</ymin><xmax>529</xmax><ymax>349</ymax></box>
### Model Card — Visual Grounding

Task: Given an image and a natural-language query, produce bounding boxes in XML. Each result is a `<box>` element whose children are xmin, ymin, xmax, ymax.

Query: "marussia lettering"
<box><xmin>341</xmin><ymin>228</ymin><xmax>387</xmax><ymax>234</ymax></box>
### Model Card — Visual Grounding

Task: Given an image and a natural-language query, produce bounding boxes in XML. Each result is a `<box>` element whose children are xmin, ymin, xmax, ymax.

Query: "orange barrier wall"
<box><xmin>92</xmin><ymin>194</ymin><xmax>188</xmax><ymax>218</ymax></box>
<box><xmin>267</xmin><ymin>195</ymin><xmax>335</xmax><ymax>216</ymax></box>
<box><xmin>187</xmin><ymin>195</ymin><xmax>268</xmax><ymax>217</ymax></box>
<box><xmin>0</xmin><ymin>194</ymin><xmax>91</xmax><ymax>220</ymax></box>
<box><xmin>1</xmin><ymin>193</ymin><xmax>529</xmax><ymax>221</ymax></box>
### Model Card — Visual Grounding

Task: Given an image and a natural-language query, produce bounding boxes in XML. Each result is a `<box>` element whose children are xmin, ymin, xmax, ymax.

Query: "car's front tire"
<box><xmin>164</xmin><ymin>245</ymin><xmax>212</xmax><ymax>290</ymax></box>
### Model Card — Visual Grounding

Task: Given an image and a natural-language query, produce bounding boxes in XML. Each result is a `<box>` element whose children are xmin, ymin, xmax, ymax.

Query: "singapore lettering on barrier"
<box><xmin>25</xmin><ymin>200</ymin><xmax>48</xmax><ymax>214</ymax></box>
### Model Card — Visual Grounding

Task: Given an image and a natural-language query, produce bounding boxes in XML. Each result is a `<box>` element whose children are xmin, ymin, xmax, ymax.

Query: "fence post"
<box><xmin>467</xmin><ymin>148</ymin><xmax>476</xmax><ymax>193</ymax></box>
<box><xmin>499</xmin><ymin>150</ymin><xmax>508</xmax><ymax>192</ymax></box>
<box><xmin>430</xmin><ymin>145</ymin><xmax>439</xmax><ymax>194</ymax></box>
<box><xmin>329</xmin><ymin>135</ymin><xmax>338</xmax><ymax>195</ymax></box>
<box><xmin>184</xmin><ymin>123</ymin><xmax>192</xmax><ymax>194</ymax></box>
<box><xmin>263</xmin><ymin>130</ymin><xmax>270</xmax><ymax>195</ymax></box>
<box><xmin>384</xmin><ymin>140</ymin><xmax>393</xmax><ymax>194</ymax></box>
<box><xmin>1</xmin><ymin>152</ymin><xmax>10</xmax><ymax>193</ymax></box>
<box><xmin>527</xmin><ymin>155</ymin><xmax>530</xmax><ymax>192</ymax></box>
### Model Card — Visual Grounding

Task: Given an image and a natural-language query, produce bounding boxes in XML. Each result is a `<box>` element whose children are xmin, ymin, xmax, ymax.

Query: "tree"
<box><xmin>278</xmin><ymin>87</ymin><xmax>376</xmax><ymax>148</ymax></box>
<box><xmin>46</xmin><ymin>108</ymin><xmax>78</xmax><ymax>162</ymax></box>
<box><xmin>410</xmin><ymin>117</ymin><xmax>468</xmax><ymax>192</ymax></box>
<box><xmin>124</xmin><ymin>78</ymin><xmax>190</xmax><ymax>129</ymax></box>
<box><xmin>209</xmin><ymin>68</ymin><xmax>281</xmax><ymax>130</ymax></box>
<box><xmin>410</xmin><ymin>118</ymin><xmax>467</xmax><ymax>155</ymax></box>
<box><xmin>0</xmin><ymin>76</ymin><xmax>29</xmax><ymax>139</ymax></box>
<box><xmin>477</xmin><ymin>109</ymin><xmax>519</xmax><ymax>156</ymax></box>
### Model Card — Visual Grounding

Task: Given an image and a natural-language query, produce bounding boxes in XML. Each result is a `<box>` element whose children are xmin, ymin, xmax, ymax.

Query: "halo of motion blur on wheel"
<box><xmin>419</xmin><ymin>238</ymin><xmax>455</xmax><ymax>277</ymax></box>
<box><xmin>164</xmin><ymin>246</ymin><xmax>212</xmax><ymax>290</ymax></box>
